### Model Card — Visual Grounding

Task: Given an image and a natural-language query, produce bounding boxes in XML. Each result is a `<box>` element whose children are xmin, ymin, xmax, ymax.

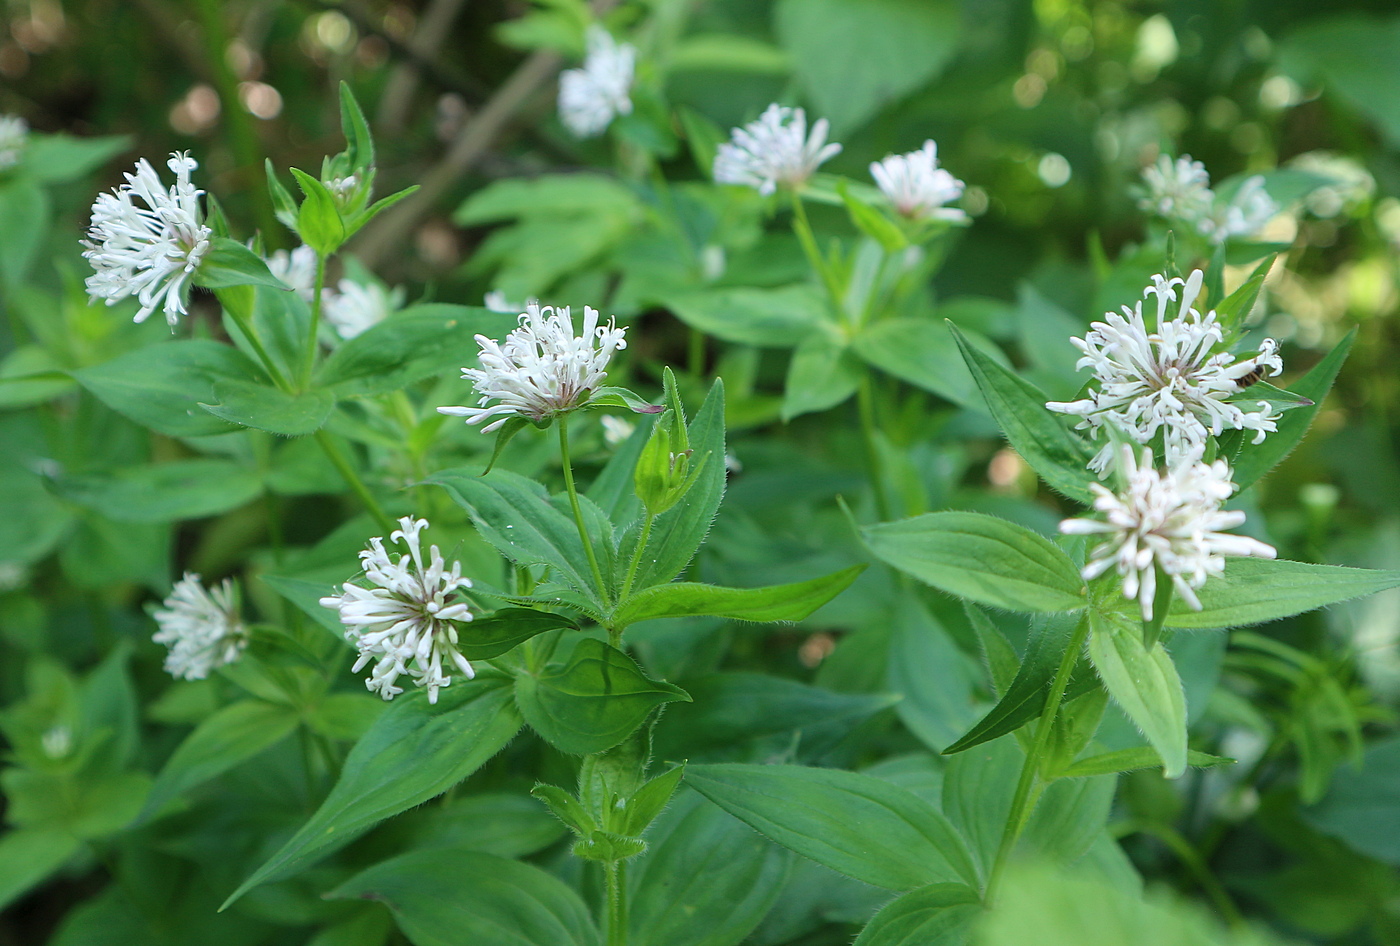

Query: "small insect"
<box><xmin>1235</xmin><ymin>366</ymin><xmax>1265</xmax><ymax>390</ymax></box>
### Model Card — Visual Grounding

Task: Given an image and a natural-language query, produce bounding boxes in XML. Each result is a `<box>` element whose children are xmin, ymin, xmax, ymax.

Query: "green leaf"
<box><xmin>73</xmin><ymin>340</ymin><xmax>261</xmax><ymax>437</ymax></box>
<box><xmin>49</xmin><ymin>458</ymin><xmax>263</xmax><ymax>523</ymax></box>
<box><xmin>1213</xmin><ymin>256</ymin><xmax>1273</xmax><ymax>333</ymax></box>
<box><xmin>852</xmin><ymin>318</ymin><xmax>992</xmax><ymax>408</ymax></box>
<box><xmin>1277</xmin><ymin>17</ymin><xmax>1400</xmax><ymax>148</ymax></box>
<box><xmin>948</xmin><ymin>323</ymin><xmax>1096</xmax><ymax>503</ymax></box>
<box><xmin>430</xmin><ymin>468</ymin><xmax>600</xmax><ymax>604</ymax></box>
<box><xmin>514</xmin><ymin>638</ymin><xmax>690</xmax><ymax>755</ymax></box>
<box><xmin>862</xmin><ymin>511</ymin><xmax>1086</xmax><ymax>613</ymax></box>
<box><xmin>318</xmin><ymin>304</ymin><xmax>517</xmax><ymax>397</ymax></box>
<box><xmin>139</xmin><ymin>699</ymin><xmax>300</xmax><ymax>822</ymax></box>
<box><xmin>260</xmin><ymin>574</ymin><xmax>345</xmax><ymax>633</ymax></box>
<box><xmin>0</xmin><ymin>178</ymin><xmax>50</xmax><ymax>287</ymax></box>
<box><xmin>612</xmin><ymin>565</ymin><xmax>864</xmax><ymax>627</ymax></box>
<box><xmin>686</xmin><ymin>763</ymin><xmax>978</xmax><ymax>891</ymax></box>
<box><xmin>840</xmin><ymin>183</ymin><xmax>908</xmax><ymax>252</ymax></box>
<box><xmin>265</xmin><ymin>160</ymin><xmax>299</xmax><ymax>229</ymax></box>
<box><xmin>290</xmin><ymin>168</ymin><xmax>344</xmax><ymax>255</ymax></box>
<box><xmin>1231</xmin><ymin>329</ymin><xmax>1354</xmax><ymax>490</ymax></box>
<box><xmin>328</xmin><ymin>849</ymin><xmax>598</xmax><ymax>946</ymax></box>
<box><xmin>193</xmin><ymin>237</ymin><xmax>291</xmax><ymax>291</ymax></box>
<box><xmin>0</xmin><ymin>829</ymin><xmax>81</xmax><ymax>912</ymax></box>
<box><xmin>1306</xmin><ymin>735</ymin><xmax>1400</xmax><ymax>865</ymax></box>
<box><xmin>664</xmin><ymin>286</ymin><xmax>826</xmax><ymax>347</ymax></box>
<box><xmin>457</xmin><ymin>608</ymin><xmax>578</xmax><ymax>660</ymax></box>
<box><xmin>1164</xmin><ymin>558</ymin><xmax>1400</xmax><ymax>630</ymax></box>
<box><xmin>851</xmin><ymin>883</ymin><xmax>982</xmax><ymax>946</ymax></box>
<box><xmin>200</xmin><ymin>379</ymin><xmax>334</xmax><ymax>436</ymax></box>
<box><xmin>21</xmin><ymin>133</ymin><xmax>130</xmax><ymax>183</ymax></box>
<box><xmin>782</xmin><ymin>332</ymin><xmax>861</xmax><ymax>421</ymax></box>
<box><xmin>628</xmin><ymin>378</ymin><xmax>726</xmax><ymax>590</ymax></box>
<box><xmin>1087</xmin><ymin>610</ymin><xmax>1187</xmax><ymax>779</ymax></box>
<box><xmin>629</xmin><ymin>792</ymin><xmax>793</xmax><ymax>946</ymax></box>
<box><xmin>888</xmin><ymin>597</ymin><xmax>979</xmax><ymax>752</ymax></box>
<box><xmin>775</xmin><ymin>0</ymin><xmax>960</xmax><ymax>134</ymax></box>
<box><xmin>338</xmin><ymin>81</ymin><xmax>375</xmax><ymax>173</ymax></box>
<box><xmin>1059</xmin><ymin>748</ymin><xmax>1234</xmax><ymax>779</ymax></box>
<box><xmin>944</xmin><ymin>613</ymin><xmax>1095</xmax><ymax>755</ymax></box>
<box><xmin>222</xmin><ymin>678</ymin><xmax>521</xmax><ymax>907</ymax></box>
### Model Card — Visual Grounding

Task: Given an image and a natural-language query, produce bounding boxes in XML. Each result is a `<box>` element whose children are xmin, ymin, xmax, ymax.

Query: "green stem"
<box><xmin>559</xmin><ymin>419</ymin><xmax>608</xmax><ymax>603</ymax></box>
<box><xmin>619</xmin><ymin>513</ymin><xmax>654</xmax><ymax>606</ymax></box>
<box><xmin>605</xmin><ymin>859</ymin><xmax>628</xmax><ymax>946</ymax></box>
<box><xmin>1143</xmin><ymin>565</ymin><xmax>1173</xmax><ymax>648</ymax></box>
<box><xmin>985</xmin><ymin>613</ymin><xmax>1091</xmax><ymax>903</ymax></box>
<box><xmin>225</xmin><ymin>305</ymin><xmax>291</xmax><ymax>392</ymax></box>
<box><xmin>313</xmin><ymin>430</ymin><xmax>396</xmax><ymax>534</ymax></box>
<box><xmin>300</xmin><ymin>252</ymin><xmax>328</xmax><ymax>389</ymax></box>
<box><xmin>789</xmin><ymin>192</ymin><xmax>843</xmax><ymax>309</ymax></box>
<box><xmin>856</xmin><ymin>376</ymin><xmax>892</xmax><ymax>522</ymax></box>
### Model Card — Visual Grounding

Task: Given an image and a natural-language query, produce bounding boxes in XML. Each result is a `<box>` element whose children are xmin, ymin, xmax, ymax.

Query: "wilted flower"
<box><xmin>438</xmin><ymin>302</ymin><xmax>627</xmax><ymax>432</ymax></box>
<box><xmin>0</xmin><ymin>115</ymin><xmax>28</xmax><ymax>171</ymax></box>
<box><xmin>870</xmin><ymin>140</ymin><xmax>966</xmax><ymax>221</ymax></box>
<box><xmin>82</xmin><ymin>152</ymin><xmax>212</xmax><ymax>326</ymax></box>
<box><xmin>320</xmin><ymin>517</ymin><xmax>476</xmax><ymax>703</ymax></box>
<box><xmin>265</xmin><ymin>244</ymin><xmax>320</xmax><ymax>302</ymax></box>
<box><xmin>1061</xmin><ymin>446</ymin><xmax>1276</xmax><ymax>620</ymax></box>
<box><xmin>151</xmin><ymin>573</ymin><xmax>247</xmax><ymax>680</ymax></box>
<box><xmin>1047</xmin><ymin>269</ymin><xmax>1283</xmax><ymax>473</ymax></box>
<box><xmin>713</xmin><ymin>103</ymin><xmax>842</xmax><ymax>196</ymax></box>
<box><xmin>558</xmin><ymin>26</ymin><xmax>635</xmax><ymax>138</ymax></box>
<box><xmin>323</xmin><ymin>279</ymin><xmax>403</xmax><ymax>339</ymax></box>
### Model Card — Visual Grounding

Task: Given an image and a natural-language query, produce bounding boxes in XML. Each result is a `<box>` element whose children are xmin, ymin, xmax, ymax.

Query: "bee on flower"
<box><xmin>82</xmin><ymin>152</ymin><xmax>213</xmax><ymax>326</ymax></box>
<box><xmin>558</xmin><ymin>26</ymin><xmax>636</xmax><ymax>138</ymax></box>
<box><xmin>320</xmin><ymin>517</ymin><xmax>477</xmax><ymax>703</ymax></box>
<box><xmin>713</xmin><ymin>103</ymin><xmax>842</xmax><ymax>196</ymax></box>
<box><xmin>438</xmin><ymin>302</ymin><xmax>628</xmax><ymax>432</ymax></box>
<box><xmin>1047</xmin><ymin>268</ymin><xmax>1283</xmax><ymax>474</ymax></box>
<box><xmin>151</xmin><ymin>573</ymin><xmax>247</xmax><ymax>680</ymax></box>
<box><xmin>1061</xmin><ymin>445</ymin><xmax>1276</xmax><ymax>620</ymax></box>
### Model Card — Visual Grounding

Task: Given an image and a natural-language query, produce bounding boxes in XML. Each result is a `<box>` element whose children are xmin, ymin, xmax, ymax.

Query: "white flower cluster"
<box><xmin>152</xmin><ymin>573</ymin><xmax>247</xmax><ymax>680</ymax></box>
<box><xmin>323</xmin><ymin>279</ymin><xmax>403</xmax><ymax>339</ymax></box>
<box><xmin>320</xmin><ymin>517</ymin><xmax>477</xmax><ymax>703</ymax></box>
<box><xmin>438</xmin><ymin>302</ymin><xmax>627</xmax><ymax>432</ymax></box>
<box><xmin>1062</xmin><ymin>446</ymin><xmax>1275</xmax><ymax>620</ymax></box>
<box><xmin>83</xmin><ymin>152</ymin><xmax>213</xmax><ymax>326</ymax></box>
<box><xmin>558</xmin><ymin>26</ymin><xmax>636</xmax><ymax>138</ymax></box>
<box><xmin>714</xmin><ymin>104</ymin><xmax>842</xmax><ymax>196</ymax></box>
<box><xmin>0</xmin><ymin>115</ymin><xmax>28</xmax><ymax>171</ymax></box>
<box><xmin>265</xmin><ymin>244</ymin><xmax>319</xmax><ymax>301</ymax></box>
<box><xmin>1140</xmin><ymin>153</ymin><xmax>1277</xmax><ymax>245</ymax></box>
<box><xmin>1047</xmin><ymin>269</ymin><xmax>1283</xmax><ymax>474</ymax></box>
<box><xmin>870</xmin><ymin>140</ymin><xmax>966</xmax><ymax>222</ymax></box>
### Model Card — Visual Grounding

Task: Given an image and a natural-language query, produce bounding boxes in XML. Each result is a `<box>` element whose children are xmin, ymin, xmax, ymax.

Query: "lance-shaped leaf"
<box><xmin>47</xmin><ymin>458</ymin><xmax>263</xmax><ymax>523</ymax></box>
<box><xmin>949</xmin><ymin>322</ymin><xmax>1095</xmax><ymax>503</ymax></box>
<box><xmin>193</xmin><ymin>237</ymin><xmax>291</xmax><ymax>291</ymax></box>
<box><xmin>0</xmin><ymin>829</ymin><xmax>81</xmax><ymax>913</ymax></box>
<box><xmin>457</xmin><ymin>608</ymin><xmax>578</xmax><ymax>660</ymax></box>
<box><xmin>138</xmin><ymin>699</ymin><xmax>300</xmax><ymax>823</ymax></box>
<box><xmin>611</xmin><ymin>565</ymin><xmax>864</xmax><ymax>627</ymax></box>
<box><xmin>515</xmin><ymin>638</ymin><xmax>690</xmax><ymax>755</ymax></box>
<box><xmin>686</xmin><ymin>763</ymin><xmax>978</xmax><ymax>892</ymax></box>
<box><xmin>1087</xmin><ymin>609</ymin><xmax>1187</xmax><ymax>779</ymax></box>
<box><xmin>863</xmin><ymin>511</ymin><xmax>1086</xmax><ymax>613</ymax></box>
<box><xmin>1059</xmin><ymin>747</ymin><xmax>1233</xmax><ymax>779</ymax></box>
<box><xmin>430</xmin><ymin>468</ymin><xmax>601</xmax><ymax>605</ymax></box>
<box><xmin>945</xmin><ymin>613</ymin><xmax>1096</xmax><ymax>755</ymax></box>
<box><xmin>851</xmin><ymin>883</ymin><xmax>983</xmax><ymax>946</ymax></box>
<box><xmin>1164</xmin><ymin>557</ymin><xmax>1400</xmax><ymax>630</ymax></box>
<box><xmin>201</xmin><ymin>379</ymin><xmax>334</xmax><ymax>437</ymax></box>
<box><xmin>260</xmin><ymin>574</ymin><xmax>344</xmax><ymax>633</ymax></box>
<box><xmin>328</xmin><ymin>849</ymin><xmax>598</xmax><ymax>946</ymax></box>
<box><xmin>1231</xmin><ymin>329</ymin><xmax>1355</xmax><ymax>490</ymax></box>
<box><xmin>221</xmin><ymin>678</ymin><xmax>521</xmax><ymax>908</ymax></box>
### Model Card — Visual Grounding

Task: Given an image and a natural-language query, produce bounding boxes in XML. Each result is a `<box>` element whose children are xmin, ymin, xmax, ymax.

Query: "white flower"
<box><xmin>152</xmin><ymin>573</ymin><xmax>247</xmax><ymax>680</ymax></box>
<box><xmin>558</xmin><ymin>26</ymin><xmax>635</xmax><ymax>138</ymax></box>
<box><xmin>1140</xmin><ymin>155</ymin><xmax>1277</xmax><ymax>245</ymax></box>
<box><xmin>1140</xmin><ymin>154</ymin><xmax>1214</xmax><ymax>223</ymax></box>
<box><xmin>327</xmin><ymin>173</ymin><xmax>361</xmax><ymax>205</ymax></box>
<box><xmin>1061</xmin><ymin>446</ymin><xmax>1276</xmax><ymax>619</ymax></box>
<box><xmin>0</xmin><ymin>115</ymin><xmax>28</xmax><ymax>171</ymax></box>
<box><xmin>82</xmin><ymin>152</ymin><xmax>213</xmax><ymax>326</ymax></box>
<box><xmin>601</xmin><ymin>414</ymin><xmax>635</xmax><ymax>447</ymax></box>
<box><xmin>1047</xmin><ymin>269</ymin><xmax>1283</xmax><ymax>474</ymax></box>
<box><xmin>41</xmin><ymin>725</ymin><xmax>73</xmax><ymax>760</ymax></box>
<box><xmin>484</xmin><ymin>289</ymin><xmax>530</xmax><ymax>313</ymax></box>
<box><xmin>321</xmin><ymin>517</ymin><xmax>476</xmax><ymax>703</ymax></box>
<box><xmin>323</xmin><ymin>279</ymin><xmax>403</xmax><ymax>339</ymax></box>
<box><xmin>713</xmin><ymin>104</ymin><xmax>842</xmax><ymax>196</ymax></box>
<box><xmin>870</xmin><ymin>140</ymin><xmax>966</xmax><ymax>221</ymax></box>
<box><xmin>265</xmin><ymin>244</ymin><xmax>320</xmax><ymax>301</ymax></box>
<box><xmin>438</xmin><ymin>302</ymin><xmax>627</xmax><ymax>433</ymax></box>
<box><xmin>1199</xmin><ymin>175</ymin><xmax>1277</xmax><ymax>245</ymax></box>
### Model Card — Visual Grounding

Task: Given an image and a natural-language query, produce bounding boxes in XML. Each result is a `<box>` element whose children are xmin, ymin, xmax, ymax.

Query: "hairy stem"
<box><xmin>618</xmin><ymin>513</ymin><xmax>654</xmax><ymax>607</ymax></box>
<box><xmin>986</xmin><ymin>613</ymin><xmax>1091</xmax><ymax>902</ymax></box>
<box><xmin>605</xmin><ymin>859</ymin><xmax>628</xmax><ymax>946</ymax></box>
<box><xmin>559</xmin><ymin>419</ymin><xmax>609</xmax><ymax>603</ymax></box>
<box><xmin>313</xmin><ymin>430</ymin><xmax>396</xmax><ymax>535</ymax></box>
